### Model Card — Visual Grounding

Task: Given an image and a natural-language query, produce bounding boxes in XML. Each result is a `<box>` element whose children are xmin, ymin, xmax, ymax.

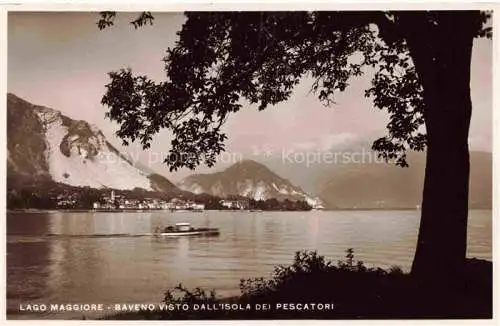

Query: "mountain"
<box><xmin>7</xmin><ymin>93</ymin><xmax>178</xmax><ymax>194</ymax></box>
<box><xmin>258</xmin><ymin>138</ymin><xmax>375</xmax><ymax>195</ymax></box>
<box><xmin>178</xmin><ymin>160</ymin><xmax>323</xmax><ymax>207</ymax></box>
<box><xmin>315</xmin><ymin>151</ymin><xmax>492</xmax><ymax>209</ymax></box>
<box><xmin>9</xmin><ymin>93</ymin><xmax>490</xmax><ymax>209</ymax></box>
<box><xmin>237</xmin><ymin>134</ymin><xmax>491</xmax><ymax>209</ymax></box>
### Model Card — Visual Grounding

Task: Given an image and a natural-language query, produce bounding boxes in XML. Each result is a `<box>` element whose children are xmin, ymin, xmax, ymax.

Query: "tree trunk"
<box><xmin>403</xmin><ymin>14</ymin><xmax>476</xmax><ymax>285</ymax></box>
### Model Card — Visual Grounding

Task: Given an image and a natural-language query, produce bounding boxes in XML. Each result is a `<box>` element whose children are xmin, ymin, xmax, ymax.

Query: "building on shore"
<box><xmin>220</xmin><ymin>199</ymin><xmax>249</xmax><ymax>210</ymax></box>
<box><xmin>93</xmin><ymin>191</ymin><xmax>168</xmax><ymax>210</ymax></box>
<box><xmin>166</xmin><ymin>198</ymin><xmax>205</xmax><ymax>211</ymax></box>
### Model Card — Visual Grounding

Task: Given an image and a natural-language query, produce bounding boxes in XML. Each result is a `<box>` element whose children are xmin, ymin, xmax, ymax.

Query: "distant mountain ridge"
<box><xmin>218</xmin><ymin>131</ymin><xmax>491</xmax><ymax>209</ymax></box>
<box><xmin>178</xmin><ymin>160</ymin><xmax>323</xmax><ymax>207</ymax></box>
<box><xmin>315</xmin><ymin>151</ymin><xmax>492</xmax><ymax>209</ymax></box>
<box><xmin>252</xmin><ymin>148</ymin><xmax>491</xmax><ymax>209</ymax></box>
<box><xmin>7</xmin><ymin>93</ymin><xmax>178</xmax><ymax>194</ymax></box>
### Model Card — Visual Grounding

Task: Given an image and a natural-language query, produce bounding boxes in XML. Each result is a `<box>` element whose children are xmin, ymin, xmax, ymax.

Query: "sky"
<box><xmin>7</xmin><ymin>12</ymin><xmax>493</xmax><ymax>181</ymax></box>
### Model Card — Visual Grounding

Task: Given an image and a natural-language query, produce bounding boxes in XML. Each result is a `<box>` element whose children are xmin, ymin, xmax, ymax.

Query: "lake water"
<box><xmin>7</xmin><ymin>210</ymin><xmax>492</xmax><ymax>319</ymax></box>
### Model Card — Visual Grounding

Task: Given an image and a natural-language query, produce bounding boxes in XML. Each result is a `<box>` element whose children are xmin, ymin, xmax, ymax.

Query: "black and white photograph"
<box><xmin>3</xmin><ymin>4</ymin><xmax>494</xmax><ymax>321</ymax></box>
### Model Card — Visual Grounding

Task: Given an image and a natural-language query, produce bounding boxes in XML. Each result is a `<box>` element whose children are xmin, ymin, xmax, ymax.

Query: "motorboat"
<box><xmin>154</xmin><ymin>222</ymin><xmax>220</xmax><ymax>237</ymax></box>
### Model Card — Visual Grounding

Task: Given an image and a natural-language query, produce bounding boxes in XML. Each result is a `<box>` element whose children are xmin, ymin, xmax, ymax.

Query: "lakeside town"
<box><xmin>7</xmin><ymin>181</ymin><xmax>315</xmax><ymax>212</ymax></box>
<box><xmin>93</xmin><ymin>191</ymin><xmax>313</xmax><ymax>212</ymax></box>
<box><xmin>93</xmin><ymin>191</ymin><xmax>207</xmax><ymax>211</ymax></box>
<box><xmin>91</xmin><ymin>190</ymin><xmax>255</xmax><ymax>211</ymax></box>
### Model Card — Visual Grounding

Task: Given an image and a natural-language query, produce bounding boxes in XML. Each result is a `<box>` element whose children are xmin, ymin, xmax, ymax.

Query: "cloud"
<box><xmin>319</xmin><ymin>133</ymin><xmax>358</xmax><ymax>151</ymax></box>
<box><xmin>292</xmin><ymin>141</ymin><xmax>318</xmax><ymax>151</ymax></box>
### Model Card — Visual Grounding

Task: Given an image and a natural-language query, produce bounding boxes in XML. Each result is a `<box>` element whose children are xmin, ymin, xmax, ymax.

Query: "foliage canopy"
<box><xmin>98</xmin><ymin>11</ymin><xmax>489</xmax><ymax>170</ymax></box>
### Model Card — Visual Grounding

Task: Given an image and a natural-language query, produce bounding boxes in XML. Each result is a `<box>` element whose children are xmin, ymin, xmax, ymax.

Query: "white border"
<box><xmin>0</xmin><ymin>2</ymin><xmax>498</xmax><ymax>326</ymax></box>
<box><xmin>0</xmin><ymin>1</ymin><xmax>498</xmax><ymax>11</ymax></box>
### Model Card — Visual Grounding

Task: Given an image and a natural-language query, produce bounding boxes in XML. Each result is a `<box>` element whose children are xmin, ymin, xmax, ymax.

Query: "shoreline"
<box><xmin>7</xmin><ymin>207</ymin><xmax>492</xmax><ymax>214</ymax></box>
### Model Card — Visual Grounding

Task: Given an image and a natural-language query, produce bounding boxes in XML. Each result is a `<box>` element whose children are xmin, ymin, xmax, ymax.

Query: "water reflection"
<box><xmin>7</xmin><ymin>213</ymin><xmax>51</xmax><ymax>315</ymax></box>
<box><xmin>6</xmin><ymin>210</ymin><xmax>492</xmax><ymax>319</ymax></box>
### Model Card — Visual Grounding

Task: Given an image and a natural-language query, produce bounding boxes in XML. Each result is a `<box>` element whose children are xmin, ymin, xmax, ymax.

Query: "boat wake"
<box><xmin>43</xmin><ymin>233</ymin><xmax>156</xmax><ymax>238</ymax></box>
<box><xmin>8</xmin><ymin>227</ymin><xmax>220</xmax><ymax>242</ymax></box>
<box><xmin>7</xmin><ymin>234</ymin><xmax>158</xmax><ymax>242</ymax></box>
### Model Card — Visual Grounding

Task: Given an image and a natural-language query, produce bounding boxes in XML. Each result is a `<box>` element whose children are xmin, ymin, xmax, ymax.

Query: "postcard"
<box><xmin>4</xmin><ymin>5</ymin><xmax>494</xmax><ymax>322</ymax></box>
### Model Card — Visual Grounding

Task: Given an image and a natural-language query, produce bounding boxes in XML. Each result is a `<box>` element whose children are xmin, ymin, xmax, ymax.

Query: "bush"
<box><xmin>104</xmin><ymin>249</ymin><xmax>492</xmax><ymax>319</ymax></box>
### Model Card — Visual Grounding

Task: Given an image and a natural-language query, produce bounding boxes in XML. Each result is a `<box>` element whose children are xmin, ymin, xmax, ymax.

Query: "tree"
<box><xmin>98</xmin><ymin>11</ymin><xmax>491</xmax><ymax>284</ymax></box>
